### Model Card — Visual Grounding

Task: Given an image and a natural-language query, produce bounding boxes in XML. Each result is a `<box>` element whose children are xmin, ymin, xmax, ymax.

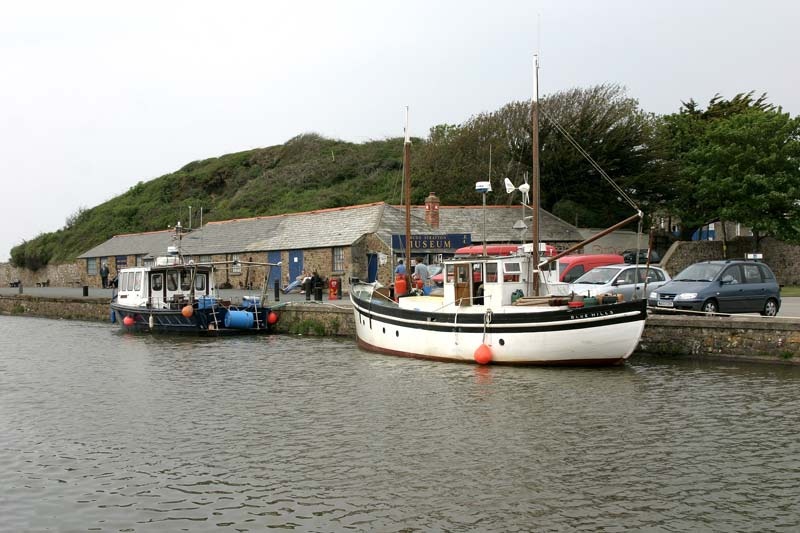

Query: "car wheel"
<box><xmin>701</xmin><ymin>299</ymin><xmax>718</xmax><ymax>315</ymax></box>
<box><xmin>761</xmin><ymin>298</ymin><xmax>779</xmax><ymax>317</ymax></box>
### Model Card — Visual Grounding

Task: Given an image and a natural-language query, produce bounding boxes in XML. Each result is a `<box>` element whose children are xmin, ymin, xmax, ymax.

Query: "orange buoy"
<box><xmin>267</xmin><ymin>311</ymin><xmax>279</xmax><ymax>324</ymax></box>
<box><xmin>122</xmin><ymin>315</ymin><xmax>135</xmax><ymax>327</ymax></box>
<box><xmin>474</xmin><ymin>343</ymin><xmax>493</xmax><ymax>365</ymax></box>
<box><xmin>181</xmin><ymin>305</ymin><xmax>194</xmax><ymax>318</ymax></box>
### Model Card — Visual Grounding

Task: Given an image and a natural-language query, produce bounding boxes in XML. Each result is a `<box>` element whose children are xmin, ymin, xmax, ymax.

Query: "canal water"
<box><xmin>1</xmin><ymin>316</ymin><xmax>799</xmax><ymax>532</ymax></box>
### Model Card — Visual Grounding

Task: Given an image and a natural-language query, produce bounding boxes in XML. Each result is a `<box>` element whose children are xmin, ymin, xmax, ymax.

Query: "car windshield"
<box><xmin>573</xmin><ymin>267</ymin><xmax>618</xmax><ymax>284</ymax></box>
<box><xmin>674</xmin><ymin>263</ymin><xmax>724</xmax><ymax>282</ymax></box>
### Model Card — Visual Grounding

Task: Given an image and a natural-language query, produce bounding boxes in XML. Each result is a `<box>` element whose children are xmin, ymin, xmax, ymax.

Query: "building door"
<box><xmin>267</xmin><ymin>251</ymin><xmax>282</xmax><ymax>288</ymax></box>
<box><xmin>288</xmin><ymin>250</ymin><xmax>304</xmax><ymax>285</ymax></box>
<box><xmin>367</xmin><ymin>253</ymin><xmax>378</xmax><ymax>283</ymax></box>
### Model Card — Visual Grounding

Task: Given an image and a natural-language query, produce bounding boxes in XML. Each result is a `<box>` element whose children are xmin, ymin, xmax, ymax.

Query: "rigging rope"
<box><xmin>540</xmin><ymin>109</ymin><xmax>640</xmax><ymax>212</ymax></box>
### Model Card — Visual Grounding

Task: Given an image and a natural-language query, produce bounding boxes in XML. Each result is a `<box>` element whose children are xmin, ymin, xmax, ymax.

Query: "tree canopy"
<box><xmin>659</xmin><ymin>92</ymin><xmax>800</xmax><ymax>244</ymax></box>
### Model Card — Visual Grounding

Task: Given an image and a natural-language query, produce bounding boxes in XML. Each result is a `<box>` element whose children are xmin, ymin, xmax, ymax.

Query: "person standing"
<box><xmin>394</xmin><ymin>259</ymin><xmax>406</xmax><ymax>276</ymax></box>
<box><xmin>100</xmin><ymin>262</ymin><xmax>109</xmax><ymax>288</ymax></box>
<box><xmin>412</xmin><ymin>257</ymin><xmax>430</xmax><ymax>290</ymax></box>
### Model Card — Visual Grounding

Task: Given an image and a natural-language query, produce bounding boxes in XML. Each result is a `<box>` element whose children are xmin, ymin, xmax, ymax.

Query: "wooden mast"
<box><xmin>403</xmin><ymin>107</ymin><xmax>412</xmax><ymax>276</ymax></box>
<box><xmin>531</xmin><ymin>55</ymin><xmax>541</xmax><ymax>296</ymax></box>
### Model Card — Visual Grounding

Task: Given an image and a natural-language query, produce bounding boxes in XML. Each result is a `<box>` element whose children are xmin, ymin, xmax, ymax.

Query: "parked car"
<box><xmin>428</xmin><ymin>264</ymin><xmax>444</xmax><ymax>286</ymax></box>
<box><xmin>557</xmin><ymin>254</ymin><xmax>625</xmax><ymax>283</ymax></box>
<box><xmin>622</xmin><ymin>248</ymin><xmax>661</xmax><ymax>264</ymax></box>
<box><xmin>570</xmin><ymin>264</ymin><xmax>671</xmax><ymax>301</ymax></box>
<box><xmin>648</xmin><ymin>260</ymin><xmax>781</xmax><ymax>316</ymax></box>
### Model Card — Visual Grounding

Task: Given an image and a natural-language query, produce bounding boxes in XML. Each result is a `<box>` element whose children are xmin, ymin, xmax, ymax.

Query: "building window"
<box><xmin>333</xmin><ymin>247</ymin><xmax>345</xmax><ymax>272</ymax></box>
<box><xmin>87</xmin><ymin>258</ymin><xmax>97</xmax><ymax>276</ymax></box>
<box><xmin>115</xmin><ymin>256</ymin><xmax>128</xmax><ymax>270</ymax></box>
<box><xmin>231</xmin><ymin>254</ymin><xmax>242</xmax><ymax>275</ymax></box>
<box><xmin>200</xmin><ymin>255</ymin><xmax>212</xmax><ymax>264</ymax></box>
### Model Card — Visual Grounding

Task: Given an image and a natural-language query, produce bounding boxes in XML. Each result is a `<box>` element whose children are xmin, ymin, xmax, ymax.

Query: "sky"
<box><xmin>1</xmin><ymin>0</ymin><xmax>798</xmax><ymax>262</ymax></box>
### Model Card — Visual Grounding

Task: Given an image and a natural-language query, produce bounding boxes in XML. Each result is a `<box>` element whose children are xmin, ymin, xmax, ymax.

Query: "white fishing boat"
<box><xmin>349</xmin><ymin>57</ymin><xmax>648</xmax><ymax>365</ymax></box>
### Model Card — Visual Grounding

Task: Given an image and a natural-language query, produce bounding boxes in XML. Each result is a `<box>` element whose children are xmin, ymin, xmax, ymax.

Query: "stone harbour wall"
<box><xmin>639</xmin><ymin>314</ymin><xmax>800</xmax><ymax>364</ymax></box>
<box><xmin>0</xmin><ymin>295</ymin><xmax>110</xmax><ymax>322</ymax></box>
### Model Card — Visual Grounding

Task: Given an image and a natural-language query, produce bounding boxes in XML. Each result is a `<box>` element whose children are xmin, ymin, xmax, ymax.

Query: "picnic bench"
<box><xmin>35</xmin><ymin>279</ymin><xmax>50</xmax><ymax>287</ymax></box>
<box><xmin>9</xmin><ymin>279</ymin><xmax>20</xmax><ymax>287</ymax></box>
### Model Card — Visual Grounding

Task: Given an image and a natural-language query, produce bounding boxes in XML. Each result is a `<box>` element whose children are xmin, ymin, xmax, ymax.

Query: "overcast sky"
<box><xmin>1</xmin><ymin>0</ymin><xmax>798</xmax><ymax>262</ymax></box>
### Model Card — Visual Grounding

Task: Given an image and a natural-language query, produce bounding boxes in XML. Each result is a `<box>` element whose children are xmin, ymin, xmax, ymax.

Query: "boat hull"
<box><xmin>110</xmin><ymin>302</ymin><xmax>274</xmax><ymax>336</ymax></box>
<box><xmin>351</xmin><ymin>294</ymin><xmax>646</xmax><ymax>365</ymax></box>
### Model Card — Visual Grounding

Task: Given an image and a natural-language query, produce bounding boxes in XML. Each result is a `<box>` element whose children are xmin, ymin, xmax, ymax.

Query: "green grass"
<box><xmin>782</xmin><ymin>286</ymin><xmax>800</xmax><ymax>297</ymax></box>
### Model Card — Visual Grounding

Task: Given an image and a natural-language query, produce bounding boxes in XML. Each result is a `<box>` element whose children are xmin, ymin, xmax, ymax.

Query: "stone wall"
<box><xmin>658</xmin><ymin>237</ymin><xmax>800</xmax><ymax>285</ymax></box>
<box><xmin>638</xmin><ymin>314</ymin><xmax>800</xmax><ymax>364</ymax></box>
<box><xmin>1</xmin><ymin>262</ymin><xmax>86</xmax><ymax>288</ymax></box>
<box><xmin>0</xmin><ymin>295</ymin><xmax>110</xmax><ymax>321</ymax></box>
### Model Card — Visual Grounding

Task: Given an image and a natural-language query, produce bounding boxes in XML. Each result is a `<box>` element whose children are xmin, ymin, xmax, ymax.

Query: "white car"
<box><xmin>569</xmin><ymin>264</ymin><xmax>671</xmax><ymax>301</ymax></box>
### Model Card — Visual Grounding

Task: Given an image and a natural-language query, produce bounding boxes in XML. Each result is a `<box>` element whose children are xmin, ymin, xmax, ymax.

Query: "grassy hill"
<box><xmin>11</xmin><ymin>134</ymin><xmax>413</xmax><ymax>269</ymax></box>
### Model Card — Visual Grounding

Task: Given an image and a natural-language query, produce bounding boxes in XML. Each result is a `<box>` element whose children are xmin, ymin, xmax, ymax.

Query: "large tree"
<box><xmin>656</xmin><ymin>92</ymin><xmax>798</xmax><ymax>241</ymax></box>
<box><xmin>685</xmin><ymin>107</ymin><xmax>800</xmax><ymax>247</ymax></box>
<box><xmin>413</xmin><ymin>85</ymin><xmax>658</xmax><ymax>228</ymax></box>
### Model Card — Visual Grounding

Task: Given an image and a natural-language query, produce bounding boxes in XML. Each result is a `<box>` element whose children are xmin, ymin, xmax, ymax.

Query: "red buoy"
<box><xmin>122</xmin><ymin>315</ymin><xmax>135</xmax><ymax>327</ymax></box>
<box><xmin>267</xmin><ymin>311</ymin><xmax>279</xmax><ymax>324</ymax></box>
<box><xmin>181</xmin><ymin>305</ymin><xmax>194</xmax><ymax>318</ymax></box>
<box><xmin>474</xmin><ymin>343</ymin><xmax>492</xmax><ymax>365</ymax></box>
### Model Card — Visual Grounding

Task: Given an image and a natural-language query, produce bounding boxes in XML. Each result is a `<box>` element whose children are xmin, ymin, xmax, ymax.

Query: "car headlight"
<box><xmin>649</xmin><ymin>291</ymin><xmax>658</xmax><ymax>299</ymax></box>
<box><xmin>674</xmin><ymin>292</ymin><xmax>698</xmax><ymax>301</ymax></box>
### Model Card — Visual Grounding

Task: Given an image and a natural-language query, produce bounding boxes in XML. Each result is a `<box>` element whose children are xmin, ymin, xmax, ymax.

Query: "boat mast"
<box><xmin>403</xmin><ymin>106</ymin><xmax>411</xmax><ymax>271</ymax></box>
<box><xmin>531</xmin><ymin>54</ymin><xmax>541</xmax><ymax>296</ymax></box>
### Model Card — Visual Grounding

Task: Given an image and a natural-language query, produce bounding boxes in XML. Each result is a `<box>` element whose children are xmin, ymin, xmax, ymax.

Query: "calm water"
<box><xmin>1</xmin><ymin>316</ymin><xmax>799</xmax><ymax>532</ymax></box>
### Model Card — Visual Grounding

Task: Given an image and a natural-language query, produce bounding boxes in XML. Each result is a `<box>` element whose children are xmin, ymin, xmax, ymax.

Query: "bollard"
<box><xmin>274</xmin><ymin>279</ymin><xmax>280</xmax><ymax>302</ymax></box>
<box><xmin>314</xmin><ymin>283</ymin><xmax>323</xmax><ymax>301</ymax></box>
<box><xmin>337</xmin><ymin>277</ymin><xmax>343</xmax><ymax>299</ymax></box>
<box><xmin>18</xmin><ymin>283</ymin><xmax>23</xmax><ymax>295</ymax></box>
<box><xmin>82</xmin><ymin>285</ymin><xmax>89</xmax><ymax>297</ymax></box>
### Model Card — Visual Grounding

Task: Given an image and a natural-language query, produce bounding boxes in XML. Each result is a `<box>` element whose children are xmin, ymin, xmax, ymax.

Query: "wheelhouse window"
<box><xmin>485</xmin><ymin>262</ymin><xmax>498</xmax><ymax>283</ymax></box>
<box><xmin>503</xmin><ymin>262</ymin><xmax>521</xmax><ymax>282</ymax></box>
<box><xmin>166</xmin><ymin>271</ymin><xmax>179</xmax><ymax>291</ymax></box>
<box><xmin>134</xmin><ymin>272</ymin><xmax>142</xmax><ymax>291</ymax></box>
<box><xmin>151</xmin><ymin>273</ymin><xmax>163</xmax><ymax>292</ymax></box>
<box><xmin>445</xmin><ymin>264</ymin><xmax>455</xmax><ymax>284</ymax></box>
<box><xmin>333</xmin><ymin>247</ymin><xmax>345</xmax><ymax>272</ymax></box>
<box><xmin>123</xmin><ymin>272</ymin><xmax>133</xmax><ymax>291</ymax></box>
<box><xmin>195</xmin><ymin>273</ymin><xmax>207</xmax><ymax>291</ymax></box>
<box><xmin>180</xmin><ymin>272</ymin><xmax>192</xmax><ymax>291</ymax></box>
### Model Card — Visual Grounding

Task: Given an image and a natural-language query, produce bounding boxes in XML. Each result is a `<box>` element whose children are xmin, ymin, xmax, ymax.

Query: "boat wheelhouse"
<box><xmin>110</xmin><ymin>247</ymin><xmax>278</xmax><ymax>335</ymax></box>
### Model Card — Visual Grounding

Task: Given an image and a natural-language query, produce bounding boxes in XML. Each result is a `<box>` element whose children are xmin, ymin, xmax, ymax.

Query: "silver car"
<box><xmin>569</xmin><ymin>264</ymin><xmax>671</xmax><ymax>301</ymax></box>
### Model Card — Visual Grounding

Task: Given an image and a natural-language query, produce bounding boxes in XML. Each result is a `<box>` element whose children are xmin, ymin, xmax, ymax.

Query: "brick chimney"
<box><xmin>424</xmin><ymin>192</ymin><xmax>440</xmax><ymax>228</ymax></box>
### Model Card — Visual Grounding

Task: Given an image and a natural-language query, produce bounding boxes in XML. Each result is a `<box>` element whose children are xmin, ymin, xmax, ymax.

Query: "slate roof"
<box><xmin>180</xmin><ymin>203</ymin><xmax>388</xmax><ymax>255</ymax></box>
<box><xmin>79</xmin><ymin>202</ymin><xmax>580</xmax><ymax>258</ymax></box>
<box><xmin>77</xmin><ymin>230</ymin><xmax>174</xmax><ymax>259</ymax></box>
<box><xmin>414</xmin><ymin>205</ymin><xmax>580</xmax><ymax>243</ymax></box>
